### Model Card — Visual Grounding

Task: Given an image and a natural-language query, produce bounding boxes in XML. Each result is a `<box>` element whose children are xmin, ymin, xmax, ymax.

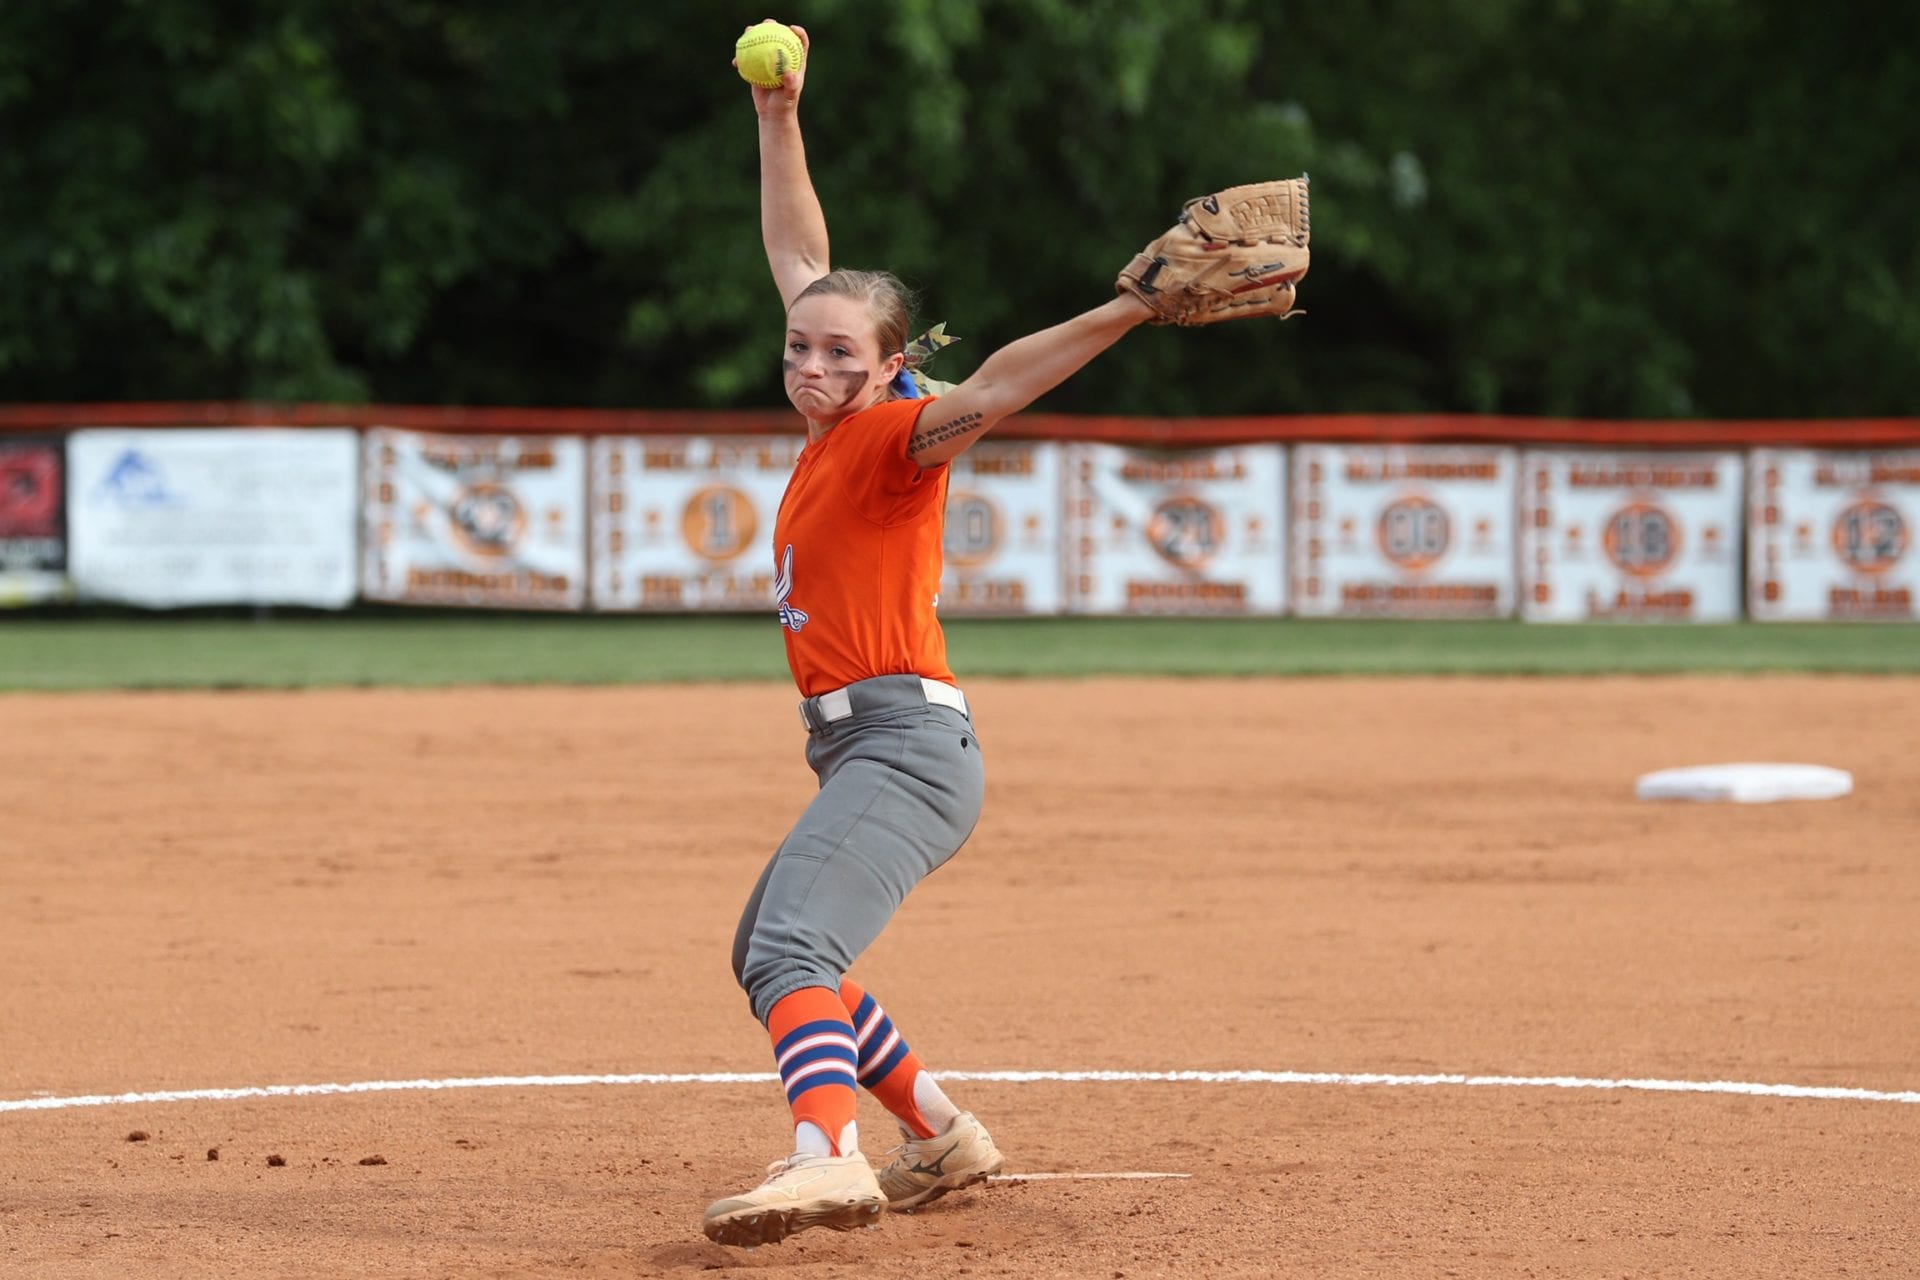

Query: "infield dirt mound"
<box><xmin>2</xmin><ymin>676</ymin><xmax>1916</xmax><ymax>1277</ymax></box>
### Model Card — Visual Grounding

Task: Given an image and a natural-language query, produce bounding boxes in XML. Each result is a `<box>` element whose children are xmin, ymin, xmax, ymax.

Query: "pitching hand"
<box><xmin>739</xmin><ymin>22</ymin><xmax>809</xmax><ymax>115</ymax></box>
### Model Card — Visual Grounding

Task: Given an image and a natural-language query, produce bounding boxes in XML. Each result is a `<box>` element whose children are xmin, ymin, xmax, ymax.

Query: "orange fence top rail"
<box><xmin>2</xmin><ymin>402</ymin><xmax>1918</xmax><ymax>448</ymax></box>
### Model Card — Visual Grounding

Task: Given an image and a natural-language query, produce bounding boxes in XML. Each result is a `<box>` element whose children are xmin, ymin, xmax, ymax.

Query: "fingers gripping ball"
<box><xmin>1117</xmin><ymin>178</ymin><xmax>1313</xmax><ymax>325</ymax></box>
<box><xmin>736</xmin><ymin>21</ymin><xmax>805</xmax><ymax>88</ymax></box>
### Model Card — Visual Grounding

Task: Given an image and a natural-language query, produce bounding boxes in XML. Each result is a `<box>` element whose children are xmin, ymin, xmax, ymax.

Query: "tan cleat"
<box><xmin>875</xmin><ymin>1112</ymin><xmax>1004</xmax><ymax>1211</ymax></box>
<box><xmin>702</xmin><ymin>1151</ymin><xmax>886</xmax><ymax>1247</ymax></box>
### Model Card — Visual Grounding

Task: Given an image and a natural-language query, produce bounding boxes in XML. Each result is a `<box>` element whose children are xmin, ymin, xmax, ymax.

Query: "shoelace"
<box><xmin>759</xmin><ymin>1151</ymin><xmax>845</xmax><ymax>1184</ymax></box>
<box><xmin>759</xmin><ymin>1155</ymin><xmax>805</xmax><ymax>1183</ymax></box>
<box><xmin>879</xmin><ymin>1124</ymin><xmax>924</xmax><ymax>1163</ymax></box>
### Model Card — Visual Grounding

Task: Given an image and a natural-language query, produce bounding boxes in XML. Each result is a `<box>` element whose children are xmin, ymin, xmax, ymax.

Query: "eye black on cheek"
<box><xmin>828</xmin><ymin>369</ymin><xmax>867</xmax><ymax>406</ymax></box>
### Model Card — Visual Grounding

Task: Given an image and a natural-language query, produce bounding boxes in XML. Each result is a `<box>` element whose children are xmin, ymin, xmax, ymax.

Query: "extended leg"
<box><xmin>839</xmin><ymin>976</ymin><xmax>957</xmax><ymax>1138</ymax></box>
<box><xmin>839</xmin><ymin>977</ymin><xmax>1004</xmax><ymax>1211</ymax></box>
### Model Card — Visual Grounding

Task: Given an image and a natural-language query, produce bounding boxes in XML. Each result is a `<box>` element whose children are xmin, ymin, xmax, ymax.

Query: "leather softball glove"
<box><xmin>1116</xmin><ymin>178</ymin><xmax>1311</xmax><ymax>325</ymax></box>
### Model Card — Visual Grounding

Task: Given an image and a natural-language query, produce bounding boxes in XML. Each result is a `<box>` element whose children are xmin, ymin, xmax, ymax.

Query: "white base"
<box><xmin>1635</xmin><ymin>763</ymin><xmax>1853</xmax><ymax>804</ymax></box>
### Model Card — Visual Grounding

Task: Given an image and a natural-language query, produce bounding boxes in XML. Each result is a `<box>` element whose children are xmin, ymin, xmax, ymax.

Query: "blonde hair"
<box><xmin>792</xmin><ymin>269</ymin><xmax>914</xmax><ymax>358</ymax></box>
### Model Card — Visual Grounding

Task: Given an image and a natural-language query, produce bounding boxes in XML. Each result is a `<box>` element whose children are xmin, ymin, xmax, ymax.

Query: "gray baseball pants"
<box><xmin>732</xmin><ymin>675</ymin><xmax>985</xmax><ymax>1024</ymax></box>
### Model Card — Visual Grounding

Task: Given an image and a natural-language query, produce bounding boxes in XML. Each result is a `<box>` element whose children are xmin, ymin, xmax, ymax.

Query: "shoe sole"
<box><xmin>704</xmin><ymin>1197</ymin><xmax>884</xmax><ymax>1247</ymax></box>
<box><xmin>885</xmin><ymin>1153</ymin><xmax>1006</xmax><ymax>1213</ymax></box>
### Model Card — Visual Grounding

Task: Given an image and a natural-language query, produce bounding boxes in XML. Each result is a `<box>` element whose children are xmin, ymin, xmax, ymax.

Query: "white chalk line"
<box><xmin>990</xmin><ymin>1172</ymin><xmax>1191</xmax><ymax>1183</ymax></box>
<box><xmin>5</xmin><ymin>1068</ymin><xmax>1918</xmax><ymax>1116</ymax></box>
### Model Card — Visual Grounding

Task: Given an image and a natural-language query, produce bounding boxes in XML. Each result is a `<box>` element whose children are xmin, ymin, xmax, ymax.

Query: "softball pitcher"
<box><xmin>705</xmin><ymin>22</ymin><xmax>1311</xmax><ymax>1248</ymax></box>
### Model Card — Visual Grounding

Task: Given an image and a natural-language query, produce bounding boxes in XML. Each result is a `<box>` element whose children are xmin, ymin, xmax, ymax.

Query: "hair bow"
<box><xmin>890</xmin><ymin>322</ymin><xmax>960</xmax><ymax>399</ymax></box>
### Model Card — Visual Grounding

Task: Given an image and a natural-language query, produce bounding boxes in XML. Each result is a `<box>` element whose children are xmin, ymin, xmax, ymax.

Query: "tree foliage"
<box><xmin>1</xmin><ymin>0</ymin><xmax>1913</xmax><ymax>416</ymax></box>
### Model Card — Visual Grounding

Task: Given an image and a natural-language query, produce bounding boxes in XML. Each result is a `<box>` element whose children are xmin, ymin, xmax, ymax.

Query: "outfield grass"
<box><xmin>0</xmin><ymin>613</ymin><xmax>1915</xmax><ymax>691</ymax></box>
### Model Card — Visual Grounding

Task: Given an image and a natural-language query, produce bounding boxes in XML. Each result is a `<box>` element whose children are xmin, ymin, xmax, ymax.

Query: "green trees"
<box><xmin>2</xmin><ymin>0</ymin><xmax>1913</xmax><ymax>416</ymax></box>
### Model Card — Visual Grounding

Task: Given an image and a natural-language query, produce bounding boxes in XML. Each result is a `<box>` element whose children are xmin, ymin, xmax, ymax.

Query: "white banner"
<box><xmin>362</xmin><ymin>429</ymin><xmax>586</xmax><ymax>610</ymax></box>
<box><xmin>1291</xmin><ymin>445</ymin><xmax>1515</xmax><ymax>617</ymax></box>
<box><xmin>589</xmin><ymin>435</ymin><xmax>800</xmax><ymax>611</ymax></box>
<box><xmin>1749</xmin><ymin>450</ymin><xmax>1920</xmax><ymax>621</ymax></box>
<box><xmin>940</xmin><ymin>441</ymin><xmax>1062</xmax><ymax>615</ymax></box>
<box><xmin>1063</xmin><ymin>444</ymin><xmax>1286</xmax><ymax>615</ymax></box>
<box><xmin>67</xmin><ymin>429</ymin><xmax>358</xmax><ymax>608</ymax></box>
<box><xmin>1520</xmin><ymin>451</ymin><xmax>1744</xmax><ymax>622</ymax></box>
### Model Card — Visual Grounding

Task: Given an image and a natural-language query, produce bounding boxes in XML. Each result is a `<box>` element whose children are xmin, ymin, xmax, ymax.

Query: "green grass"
<box><xmin>0</xmin><ymin>613</ymin><xmax>1915</xmax><ymax>691</ymax></box>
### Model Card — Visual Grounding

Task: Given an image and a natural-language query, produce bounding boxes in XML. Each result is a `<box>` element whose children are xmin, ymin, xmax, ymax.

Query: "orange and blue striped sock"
<box><xmin>839</xmin><ymin>977</ymin><xmax>953</xmax><ymax>1140</ymax></box>
<box><xmin>766</xmin><ymin>987</ymin><xmax>860</xmax><ymax>1156</ymax></box>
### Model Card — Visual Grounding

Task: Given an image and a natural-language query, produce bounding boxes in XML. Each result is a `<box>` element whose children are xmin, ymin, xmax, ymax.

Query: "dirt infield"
<box><xmin>3</xmin><ymin>676</ymin><xmax>1917</xmax><ymax>1278</ymax></box>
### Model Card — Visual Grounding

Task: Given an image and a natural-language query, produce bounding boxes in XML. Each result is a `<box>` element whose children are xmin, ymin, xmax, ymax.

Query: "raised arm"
<box><xmin>906</xmin><ymin>295</ymin><xmax>1153</xmax><ymax>467</ymax></box>
<box><xmin>909</xmin><ymin>177</ymin><xmax>1312</xmax><ymax>467</ymax></box>
<box><xmin>746</xmin><ymin>25</ymin><xmax>828</xmax><ymax>308</ymax></box>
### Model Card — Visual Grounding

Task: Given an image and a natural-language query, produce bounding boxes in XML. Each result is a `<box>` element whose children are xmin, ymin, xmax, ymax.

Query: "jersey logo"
<box><xmin>774</xmin><ymin>544</ymin><xmax>810</xmax><ymax>633</ymax></box>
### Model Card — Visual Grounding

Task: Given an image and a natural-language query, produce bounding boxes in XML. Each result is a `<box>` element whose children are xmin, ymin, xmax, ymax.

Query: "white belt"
<box><xmin>801</xmin><ymin>677</ymin><xmax>968</xmax><ymax>729</ymax></box>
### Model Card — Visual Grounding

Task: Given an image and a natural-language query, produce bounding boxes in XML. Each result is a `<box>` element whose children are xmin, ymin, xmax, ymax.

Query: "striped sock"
<box><xmin>839</xmin><ymin>977</ymin><xmax>952</xmax><ymax>1140</ymax></box>
<box><xmin>767</xmin><ymin>987</ymin><xmax>860</xmax><ymax>1156</ymax></box>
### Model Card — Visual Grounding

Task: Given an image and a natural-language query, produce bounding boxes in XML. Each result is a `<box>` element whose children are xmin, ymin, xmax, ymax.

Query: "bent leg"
<box><xmin>737</xmin><ymin>713</ymin><xmax>982</xmax><ymax>1023</ymax></box>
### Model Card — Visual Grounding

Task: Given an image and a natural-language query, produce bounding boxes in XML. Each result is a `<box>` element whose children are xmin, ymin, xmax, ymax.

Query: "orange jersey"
<box><xmin>773</xmin><ymin>397</ymin><xmax>955</xmax><ymax>697</ymax></box>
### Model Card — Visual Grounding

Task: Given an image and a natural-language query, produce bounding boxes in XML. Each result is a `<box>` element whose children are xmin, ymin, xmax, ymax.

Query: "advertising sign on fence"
<box><xmin>589</xmin><ymin>435</ymin><xmax>801</xmax><ymax>611</ymax></box>
<box><xmin>1291</xmin><ymin>445</ymin><xmax>1516</xmax><ymax>617</ymax></box>
<box><xmin>1063</xmin><ymin>443</ymin><xmax>1286</xmax><ymax>615</ymax></box>
<box><xmin>67</xmin><ymin>429</ymin><xmax>357</xmax><ymax>608</ymax></box>
<box><xmin>362</xmin><ymin>429</ymin><xmax>586</xmax><ymax>610</ymax></box>
<box><xmin>1748</xmin><ymin>449</ymin><xmax>1920</xmax><ymax>621</ymax></box>
<box><xmin>941</xmin><ymin>441</ymin><xmax>1062</xmax><ymax>615</ymax></box>
<box><xmin>1520</xmin><ymin>451</ymin><xmax>1744</xmax><ymax>622</ymax></box>
<box><xmin>0</xmin><ymin>437</ymin><xmax>69</xmax><ymax>606</ymax></box>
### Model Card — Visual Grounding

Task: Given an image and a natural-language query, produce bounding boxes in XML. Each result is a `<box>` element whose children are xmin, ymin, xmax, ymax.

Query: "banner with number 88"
<box><xmin>1291</xmin><ymin>444</ymin><xmax>1517</xmax><ymax>617</ymax></box>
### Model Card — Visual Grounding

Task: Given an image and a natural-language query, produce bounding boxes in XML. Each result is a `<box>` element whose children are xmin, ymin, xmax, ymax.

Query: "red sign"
<box><xmin>0</xmin><ymin>442</ymin><xmax>61</xmax><ymax>537</ymax></box>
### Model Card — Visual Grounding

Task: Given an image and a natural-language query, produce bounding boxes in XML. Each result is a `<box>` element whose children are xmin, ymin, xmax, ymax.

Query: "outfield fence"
<box><xmin>3</xmin><ymin>405</ymin><xmax>1917</xmax><ymax>621</ymax></box>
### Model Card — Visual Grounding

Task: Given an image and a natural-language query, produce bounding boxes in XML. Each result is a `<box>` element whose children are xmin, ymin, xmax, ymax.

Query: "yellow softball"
<box><xmin>735</xmin><ymin>21</ymin><xmax>804</xmax><ymax>89</ymax></box>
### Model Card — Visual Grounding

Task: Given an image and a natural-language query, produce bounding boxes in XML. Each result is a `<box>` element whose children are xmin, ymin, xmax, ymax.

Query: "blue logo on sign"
<box><xmin>92</xmin><ymin>450</ymin><xmax>180</xmax><ymax>508</ymax></box>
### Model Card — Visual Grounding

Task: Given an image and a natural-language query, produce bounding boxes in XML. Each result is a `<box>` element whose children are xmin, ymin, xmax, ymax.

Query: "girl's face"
<box><xmin>783</xmin><ymin>293</ymin><xmax>904</xmax><ymax>423</ymax></box>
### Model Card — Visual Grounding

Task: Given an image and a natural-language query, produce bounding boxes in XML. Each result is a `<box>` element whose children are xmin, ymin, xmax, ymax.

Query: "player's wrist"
<box><xmin>1104</xmin><ymin>293</ymin><xmax>1155</xmax><ymax>327</ymax></box>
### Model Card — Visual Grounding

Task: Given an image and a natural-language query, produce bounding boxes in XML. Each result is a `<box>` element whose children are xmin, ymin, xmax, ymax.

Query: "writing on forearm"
<box><xmin>910</xmin><ymin>411</ymin><xmax>985</xmax><ymax>454</ymax></box>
